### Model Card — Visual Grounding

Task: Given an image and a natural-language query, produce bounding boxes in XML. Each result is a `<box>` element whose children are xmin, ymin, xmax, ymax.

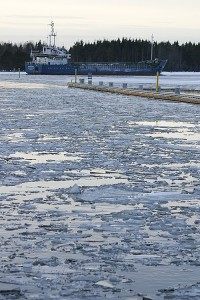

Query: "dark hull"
<box><xmin>25</xmin><ymin>60</ymin><xmax>167</xmax><ymax>76</ymax></box>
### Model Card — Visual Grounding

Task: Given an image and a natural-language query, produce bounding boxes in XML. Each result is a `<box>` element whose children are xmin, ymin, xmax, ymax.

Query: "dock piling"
<box><xmin>88</xmin><ymin>73</ymin><xmax>92</xmax><ymax>85</ymax></box>
<box><xmin>175</xmin><ymin>87</ymin><xmax>180</xmax><ymax>95</ymax></box>
<box><xmin>79</xmin><ymin>78</ymin><xmax>85</xmax><ymax>84</ymax></box>
<box><xmin>75</xmin><ymin>69</ymin><xmax>77</xmax><ymax>83</ymax></box>
<box><xmin>156</xmin><ymin>72</ymin><xmax>159</xmax><ymax>92</ymax></box>
<box><xmin>122</xmin><ymin>83</ymin><xmax>127</xmax><ymax>89</ymax></box>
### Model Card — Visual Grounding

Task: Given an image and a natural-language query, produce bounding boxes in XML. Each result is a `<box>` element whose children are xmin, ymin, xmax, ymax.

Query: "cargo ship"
<box><xmin>25</xmin><ymin>22</ymin><xmax>167</xmax><ymax>76</ymax></box>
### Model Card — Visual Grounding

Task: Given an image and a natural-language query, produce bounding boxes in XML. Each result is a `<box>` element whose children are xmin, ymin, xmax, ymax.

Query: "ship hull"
<box><xmin>25</xmin><ymin>60</ymin><xmax>167</xmax><ymax>76</ymax></box>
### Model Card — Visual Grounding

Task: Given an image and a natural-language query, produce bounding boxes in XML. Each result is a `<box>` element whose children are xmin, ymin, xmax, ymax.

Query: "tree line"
<box><xmin>70</xmin><ymin>39</ymin><xmax>200</xmax><ymax>71</ymax></box>
<box><xmin>0</xmin><ymin>41</ymin><xmax>43</xmax><ymax>71</ymax></box>
<box><xmin>0</xmin><ymin>38</ymin><xmax>200</xmax><ymax>71</ymax></box>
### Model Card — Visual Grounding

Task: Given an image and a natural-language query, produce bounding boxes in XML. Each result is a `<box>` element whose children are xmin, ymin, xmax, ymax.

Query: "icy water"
<box><xmin>0</xmin><ymin>72</ymin><xmax>200</xmax><ymax>299</ymax></box>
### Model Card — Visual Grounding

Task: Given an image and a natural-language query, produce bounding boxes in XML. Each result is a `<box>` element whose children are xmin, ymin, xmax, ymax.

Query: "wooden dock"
<box><xmin>68</xmin><ymin>82</ymin><xmax>200</xmax><ymax>105</ymax></box>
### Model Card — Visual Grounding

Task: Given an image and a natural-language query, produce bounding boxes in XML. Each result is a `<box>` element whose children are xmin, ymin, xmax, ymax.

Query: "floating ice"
<box><xmin>67</xmin><ymin>184</ymin><xmax>81</xmax><ymax>194</ymax></box>
<box><xmin>0</xmin><ymin>72</ymin><xmax>200</xmax><ymax>299</ymax></box>
<box><xmin>95</xmin><ymin>280</ymin><xmax>115</xmax><ymax>289</ymax></box>
<box><xmin>0</xmin><ymin>283</ymin><xmax>22</xmax><ymax>298</ymax></box>
<box><xmin>23</xmin><ymin>262</ymin><xmax>32</xmax><ymax>273</ymax></box>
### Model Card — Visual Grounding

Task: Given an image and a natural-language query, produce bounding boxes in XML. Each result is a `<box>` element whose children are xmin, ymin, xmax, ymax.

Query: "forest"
<box><xmin>0</xmin><ymin>38</ymin><xmax>200</xmax><ymax>71</ymax></box>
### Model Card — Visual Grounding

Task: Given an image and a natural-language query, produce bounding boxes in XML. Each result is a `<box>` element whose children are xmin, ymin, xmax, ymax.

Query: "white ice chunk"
<box><xmin>95</xmin><ymin>280</ymin><xmax>115</xmax><ymax>289</ymax></box>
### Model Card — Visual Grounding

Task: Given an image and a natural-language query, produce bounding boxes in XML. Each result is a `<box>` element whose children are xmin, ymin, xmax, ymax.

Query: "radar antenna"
<box><xmin>48</xmin><ymin>21</ymin><xmax>56</xmax><ymax>47</ymax></box>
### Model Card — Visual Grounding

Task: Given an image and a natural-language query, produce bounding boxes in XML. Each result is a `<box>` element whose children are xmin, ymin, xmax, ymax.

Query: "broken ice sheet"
<box><xmin>75</xmin><ymin>185</ymin><xmax>134</xmax><ymax>205</ymax></box>
<box><xmin>0</xmin><ymin>73</ymin><xmax>200</xmax><ymax>299</ymax></box>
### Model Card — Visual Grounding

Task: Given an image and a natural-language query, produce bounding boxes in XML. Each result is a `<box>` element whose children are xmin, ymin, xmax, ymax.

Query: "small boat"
<box><xmin>25</xmin><ymin>22</ymin><xmax>167</xmax><ymax>76</ymax></box>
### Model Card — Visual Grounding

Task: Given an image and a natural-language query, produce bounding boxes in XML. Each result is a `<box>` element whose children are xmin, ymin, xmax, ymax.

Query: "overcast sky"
<box><xmin>1</xmin><ymin>0</ymin><xmax>200</xmax><ymax>48</ymax></box>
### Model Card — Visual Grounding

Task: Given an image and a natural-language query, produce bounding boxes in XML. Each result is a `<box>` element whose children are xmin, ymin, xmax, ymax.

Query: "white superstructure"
<box><xmin>30</xmin><ymin>21</ymin><xmax>71</xmax><ymax>65</ymax></box>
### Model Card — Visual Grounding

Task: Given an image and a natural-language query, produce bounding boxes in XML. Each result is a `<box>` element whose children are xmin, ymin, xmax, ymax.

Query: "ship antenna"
<box><xmin>151</xmin><ymin>34</ymin><xmax>154</xmax><ymax>60</ymax></box>
<box><xmin>48</xmin><ymin>21</ymin><xmax>56</xmax><ymax>47</ymax></box>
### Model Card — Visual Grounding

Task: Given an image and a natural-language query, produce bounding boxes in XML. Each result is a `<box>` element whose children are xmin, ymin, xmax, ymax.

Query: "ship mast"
<box><xmin>151</xmin><ymin>34</ymin><xmax>154</xmax><ymax>60</ymax></box>
<box><xmin>49</xmin><ymin>21</ymin><xmax>56</xmax><ymax>47</ymax></box>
